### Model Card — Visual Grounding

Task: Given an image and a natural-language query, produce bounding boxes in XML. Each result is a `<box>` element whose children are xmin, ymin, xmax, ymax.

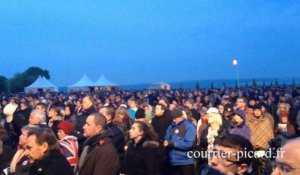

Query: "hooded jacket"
<box><xmin>229</xmin><ymin>110</ymin><xmax>251</xmax><ymax>141</ymax></box>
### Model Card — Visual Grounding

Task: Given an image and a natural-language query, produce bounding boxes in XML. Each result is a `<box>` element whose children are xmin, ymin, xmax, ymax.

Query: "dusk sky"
<box><xmin>1</xmin><ymin>1</ymin><xmax>299</xmax><ymax>86</ymax></box>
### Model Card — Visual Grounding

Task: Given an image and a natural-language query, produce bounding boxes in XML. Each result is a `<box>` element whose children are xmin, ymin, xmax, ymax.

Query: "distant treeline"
<box><xmin>0</xmin><ymin>67</ymin><xmax>50</xmax><ymax>93</ymax></box>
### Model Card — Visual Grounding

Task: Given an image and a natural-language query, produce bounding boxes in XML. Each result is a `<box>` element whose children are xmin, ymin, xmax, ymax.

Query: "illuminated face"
<box><xmin>26</xmin><ymin>135</ymin><xmax>47</xmax><ymax>160</ymax></box>
<box><xmin>19</xmin><ymin>130</ymin><xmax>29</xmax><ymax>147</ymax></box>
<box><xmin>29</xmin><ymin>113</ymin><xmax>41</xmax><ymax>125</ymax></box>
<box><xmin>155</xmin><ymin>105</ymin><xmax>164</xmax><ymax>116</ymax></box>
<box><xmin>253</xmin><ymin>109</ymin><xmax>262</xmax><ymax>118</ymax></box>
<box><xmin>209</xmin><ymin>145</ymin><xmax>240</xmax><ymax>174</ymax></box>
<box><xmin>129</xmin><ymin>123</ymin><xmax>143</xmax><ymax>140</ymax></box>
<box><xmin>83</xmin><ymin>116</ymin><xmax>101</xmax><ymax>137</ymax></box>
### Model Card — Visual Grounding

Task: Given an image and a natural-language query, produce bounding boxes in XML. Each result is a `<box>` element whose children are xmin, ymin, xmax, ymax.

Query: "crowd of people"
<box><xmin>0</xmin><ymin>85</ymin><xmax>300</xmax><ymax>175</ymax></box>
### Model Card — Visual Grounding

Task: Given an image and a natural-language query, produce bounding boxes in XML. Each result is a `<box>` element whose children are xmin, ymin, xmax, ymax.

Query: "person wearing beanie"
<box><xmin>57</xmin><ymin>121</ymin><xmax>79</xmax><ymax>171</ymax></box>
<box><xmin>229</xmin><ymin>110</ymin><xmax>251</xmax><ymax>140</ymax></box>
<box><xmin>135</xmin><ymin>108</ymin><xmax>147</xmax><ymax>123</ymax></box>
<box><xmin>164</xmin><ymin>108</ymin><xmax>196</xmax><ymax>175</ymax></box>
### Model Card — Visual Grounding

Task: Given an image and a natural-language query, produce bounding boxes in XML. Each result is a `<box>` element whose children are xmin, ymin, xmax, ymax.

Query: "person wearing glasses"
<box><xmin>271</xmin><ymin>138</ymin><xmax>300</xmax><ymax>175</ymax></box>
<box><xmin>206</xmin><ymin>134</ymin><xmax>253</xmax><ymax>175</ymax></box>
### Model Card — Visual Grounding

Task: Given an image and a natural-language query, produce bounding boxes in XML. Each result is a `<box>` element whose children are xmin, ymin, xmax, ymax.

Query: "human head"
<box><xmin>209</xmin><ymin>134</ymin><xmax>253</xmax><ymax>175</ymax></box>
<box><xmin>35</xmin><ymin>102</ymin><xmax>47</xmax><ymax>112</ymax></box>
<box><xmin>127</xmin><ymin>98</ymin><xmax>137</xmax><ymax>109</ymax></box>
<box><xmin>64</xmin><ymin>104</ymin><xmax>75</xmax><ymax>116</ymax></box>
<box><xmin>185</xmin><ymin>98</ymin><xmax>194</xmax><ymax>110</ymax></box>
<box><xmin>135</xmin><ymin>108</ymin><xmax>146</xmax><ymax>121</ymax></box>
<box><xmin>129</xmin><ymin>121</ymin><xmax>157</xmax><ymax>141</ymax></box>
<box><xmin>48</xmin><ymin>106</ymin><xmax>61</xmax><ymax>119</ymax></box>
<box><xmin>155</xmin><ymin>104</ymin><xmax>165</xmax><ymax>117</ymax></box>
<box><xmin>207</xmin><ymin>112</ymin><xmax>222</xmax><ymax>126</ymax></box>
<box><xmin>83</xmin><ymin>113</ymin><xmax>107</xmax><ymax>137</ymax></box>
<box><xmin>171</xmin><ymin>108</ymin><xmax>184</xmax><ymax>124</ymax></box>
<box><xmin>19</xmin><ymin>125</ymin><xmax>40</xmax><ymax>147</ymax></box>
<box><xmin>20</xmin><ymin>102</ymin><xmax>29</xmax><ymax>111</ymax></box>
<box><xmin>29</xmin><ymin>110</ymin><xmax>46</xmax><ymax>125</ymax></box>
<box><xmin>99</xmin><ymin>106</ymin><xmax>115</xmax><ymax>124</ymax></box>
<box><xmin>26</xmin><ymin>128</ymin><xmax>60</xmax><ymax>160</ymax></box>
<box><xmin>82</xmin><ymin>95</ymin><xmax>94</xmax><ymax>110</ymax></box>
<box><xmin>57</xmin><ymin>121</ymin><xmax>74</xmax><ymax>140</ymax></box>
<box><xmin>271</xmin><ymin>138</ymin><xmax>300</xmax><ymax>175</ymax></box>
<box><xmin>232</xmin><ymin>110</ymin><xmax>245</xmax><ymax>126</ymax></box>
<box><xmin>159</xmin><ymin>97</ymin><xmax>170</xmax><ymax>109</ymax></box>
<box><xmin>236</xmin><ymin>97</ymin><xmax>247</xmax><ymax>110</ymax></box>
<box><xmin>253</xmin><ymin>104</ymin><xmax>263</xmax><ymax>118</ymax></box>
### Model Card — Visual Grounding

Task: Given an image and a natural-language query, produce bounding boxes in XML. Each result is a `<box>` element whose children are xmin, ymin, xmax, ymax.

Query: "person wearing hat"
<box><xmin>248</xmin><ymin>104</ymin><xmax>274</xmax><ymax>150</ymax></box>
<box><xmin>135</xmin><ymin>108</ymin><xmax>147</xmax><ymax>123</ymax></box>
<box><xmin>222</xmin><ymin>104</ymin><xmax>234</xmax><ymax>131</ymax></box>
<box><xmin>229</xmin><ymin>110</ymin><xmax>251</xmax><ymax>141</ymax></box>
<box><xmin>164</xmin><ymin>108</ymin><xmax>196</xmax><ymax>175</ymax></box>
<box><xmin>57</xmin><ymin>121</ymin><xmax>79</xmax><ymax>171</ymax></box>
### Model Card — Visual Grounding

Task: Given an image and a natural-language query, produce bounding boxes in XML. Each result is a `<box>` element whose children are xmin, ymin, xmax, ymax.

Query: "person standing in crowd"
<box><xmin>76</xmin><ymin>113</ymin><xmax>119</xmax><ymax>175</ymax></box>
<box><xmin>127</xmin><ymin>98</ymin><xmax>138</xmax><ymax>120</ymax></box>
<box><xmin>248</xmin><ymin>104</ymin><xmax>274</xmax><ymax>150</ymax></box>
<box><xmin>64</xmin><ymin>104</ymin><xmax>77</xmax><ymax>126</ymax></box>
<box><xmin>164</xmin><ymin>108</ymin><xmax>196</xmax><ymax>175</ymax></box>
<box><xmin>206</xmin><ymin>134</ymin><xmax>254</xmax><ymax>175</ymax></box>
<box><xmin>235</xmin><ymin>97</ymin><xmax>253</xmax><ymax>122</ymax></box>
<box><xmin>12</xmin><ymin>102</ymin><xmax>31</xmax><ymax>137</ymax></box>
<box><xmin>27</xmin><ymin>128</ymin><xmax>73</xmax><ymax>175</ymax></box>
<box><xmin>197</xmin><ymin>108</ymin><xmax>224</xmax><ymax>153</ymax></box>
<box><xmin>47</xmin><ymin>106</ymin><xmax>62</xmax><ymax>135</ymax></box>
<box><xmin>113</xmin><ymin>107</ymin><xmax>134</xmax><ymax>144</ymax></box>
<box><xmin>124</xmin><ymin>121</ymin><xmax>159</xmax><ymax>175</ymax></box>
<box><xmin>9</xmin><ymin>125</ymin><xmax>38</xmax><ymax>174</ymax></box>
<box><xmin>74</xmin><ymin>95</ymin><xmax>98</xmax><ymax>154</ymax></box>
<box><xmin>221</xmin><ymin>104</ymin><xmax>234</xmax><ymax>131</ymax></box>
<box><xmin>134</xmin><ymin>108</ymin><xmax>149</xmax><ymax>123</ymax></box>
<box><xmin>100</xmin><ymin>106</ymin><xmax>125</xmax><ymax>153</ymax></box>
<box><xmin>185</xmin><ymin>99</ymin><xmax>201</xmax><ymax>121</ymax></box>
<box><xmin>152</xmin><ymin>104</ymin><xmax>173</xmax><ymax>142</ymax></box>
<box><xmin>271</xmin><ymin>138</ymin><xmax>300</xmax><ymax>175</ymax></box>
<box><xmin>275</xmin><ymin>102</ymin><xmax>296</xmax><ymax>135</ymax></box>
<box><xmin>57</xmin><ymin>121</ymin><xmax>79</xmax><ymax>171</ymax></box>
<box><xmin>229</xmin><ymin>110</ymin><xmax>251</xmax><ymax>140</ymax></box>
<box><xmin>28</xmin><ymin>110</ymin><xmax>48</xmax><ymax>128</ymax></box>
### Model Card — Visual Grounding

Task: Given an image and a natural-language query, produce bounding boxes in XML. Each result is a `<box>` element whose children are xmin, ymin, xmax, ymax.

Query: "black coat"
<box><xmin>152</xmin><ymin>112</ymin><xmax>173</xmax><ymax>142</ymax></box>
<box><xmin>125</xmin><ymin>138</ymin><xmax>159</xmax><ymax>175</ymax></box>
<box><xmin>28</xmin><ymin>150</ymin><xmax>73</xmax><ymax>175</ymax></box>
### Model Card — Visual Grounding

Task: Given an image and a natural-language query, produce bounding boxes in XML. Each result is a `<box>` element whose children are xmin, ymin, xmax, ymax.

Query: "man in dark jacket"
<box><xmin>74</xmin><ymin>95</ymin><xmax>98</xmax><ymax>154</ymax></box>
<box><xmin>77</xmin><ymin>113</ymin><xmax>119</xmax><ymax>175</ymax></box>
<box><xmin>27</xmin><ymin>128</ymin><xmax>73</xmax><ymax>175</ymax></box>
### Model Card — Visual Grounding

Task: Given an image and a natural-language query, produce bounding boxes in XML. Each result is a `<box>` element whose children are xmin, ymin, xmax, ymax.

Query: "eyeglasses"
<box><xmin>208</xmin><ymin>149</ymin><xmax>239</xmax><ymax>167</ymax></box>
<box><xmin>273</xmin><ymin>161</ymin><xmax>300</xmax><ymax>175</ymax></box>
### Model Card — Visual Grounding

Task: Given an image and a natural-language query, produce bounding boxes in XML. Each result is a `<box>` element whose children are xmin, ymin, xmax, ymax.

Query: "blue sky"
<box><xmin>0</xmin><ymin>0</ymin><xmax>299</xmax><ymax>86</ymax></box>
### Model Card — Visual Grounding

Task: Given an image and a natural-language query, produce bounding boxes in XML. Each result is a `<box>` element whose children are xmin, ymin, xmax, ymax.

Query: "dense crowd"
<box><xmin>0</xmin><ymin>86</ymin><xmax>300</xmax><ymax>175</ymax></box>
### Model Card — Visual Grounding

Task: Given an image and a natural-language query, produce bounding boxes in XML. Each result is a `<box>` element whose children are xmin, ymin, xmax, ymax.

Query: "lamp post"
<box><xmin>232</xmin><ymin>58</ymin><xmax>239</xmax><ymax>89</ymax></box>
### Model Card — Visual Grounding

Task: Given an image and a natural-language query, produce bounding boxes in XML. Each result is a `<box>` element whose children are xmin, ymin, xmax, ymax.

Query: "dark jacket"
<box><xmin>125</xmin><ymin>138</ymin><xmax>160</xmax><ymax>175</ymax></box>
<box><xmin>28</xmin><ymin>150</ymin><xmax>73</xmax><ymax>175</ymax></box>
<box><xmin>107</xmin><ymin>122</ymin><xmax>125</xmax><ymax>154</ymax></box>
<box><xmin>152</xmin><ymin>112</ymin><xmax>173</xmax><ymax>142</ymax></box>
<box><xmin>73</xmin><ymin>106</ymin><xmax>98</xmax><ymax>154</ymax></box>
<box><xmin>77</xmin><ymin>130</ymin><xmax>119</xmax><ymax>175</ymax></box>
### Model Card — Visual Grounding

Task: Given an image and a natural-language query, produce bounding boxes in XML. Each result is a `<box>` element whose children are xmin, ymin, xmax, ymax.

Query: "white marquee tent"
<box><xmin>25</xmin><ymin>76</ymin><xmax>58</xmax><ymax>93</ymax></box>
<box><xmin>68</xmin><ymin>75</ymin><xmax>95</xmax><ymax>91</ymax></box>
<box><xmin>94</xmin><ymin>75</ymin><xmax>118</xmax><ymax>87</ymax></box>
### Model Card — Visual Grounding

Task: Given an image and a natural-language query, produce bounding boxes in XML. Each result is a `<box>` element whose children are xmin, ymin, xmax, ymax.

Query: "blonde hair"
<box><xmin>208</xmin><ymin>112</ymin><xmax>222</xmax><ymax>126</ymax></box>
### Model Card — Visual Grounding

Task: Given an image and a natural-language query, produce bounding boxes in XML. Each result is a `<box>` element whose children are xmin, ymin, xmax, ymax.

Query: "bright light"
<box><xmin>232</xmin><ymin>59</ymin><xmax>238</xmax><ymax>66</ymax></box>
